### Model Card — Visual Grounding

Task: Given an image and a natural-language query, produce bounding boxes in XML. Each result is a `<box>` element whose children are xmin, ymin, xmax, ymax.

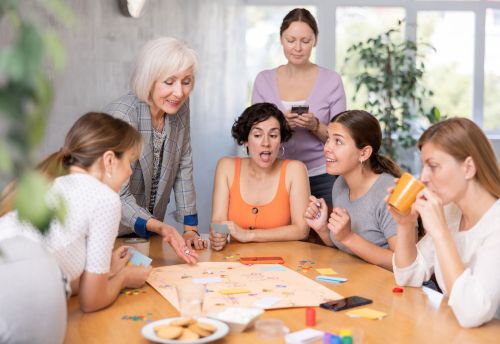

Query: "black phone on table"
<box><xmin>319</xmin><ymin>296</ymin><xmax>372</xmax><ymax>312</ymax></box>
<box><xmin>290</xmin><ymin>105</ymin><xmax>309</xmax><ymax>115</ymax></box>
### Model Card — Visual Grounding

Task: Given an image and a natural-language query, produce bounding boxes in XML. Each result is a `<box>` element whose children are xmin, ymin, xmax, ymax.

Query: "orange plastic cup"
<box><xmin>388</xmin><ymin>172</ymin><xmax>425</xmax><ymax>214</ymax></box>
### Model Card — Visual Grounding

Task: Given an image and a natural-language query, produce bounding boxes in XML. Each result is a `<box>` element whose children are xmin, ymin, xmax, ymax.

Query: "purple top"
<box><xmin>252</xmin><ymin>66</ymin><xmax>346</xmax><ymax>171</ymax></box>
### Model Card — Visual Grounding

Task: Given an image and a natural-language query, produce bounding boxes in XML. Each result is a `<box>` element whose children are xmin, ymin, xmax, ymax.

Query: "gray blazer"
<box><xmin>104</xmin><ymin>92</ymin><xmax>197</xmax><ymax>235</ymax></box>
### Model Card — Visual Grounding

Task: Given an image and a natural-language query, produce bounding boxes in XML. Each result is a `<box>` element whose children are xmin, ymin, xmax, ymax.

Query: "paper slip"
<box><xmin>219</xmin><ymin>288</ymin><xmax>250</xmax><ymax>295</ymax></box>
<box><xmin>212</xmin><ymin>223</ymin><xmax>229</xmax><ymax>234</ymax></box>
<box><xmin>315</xmin><ymin>268</ymin><xmax>337</xmax><ymax>275</ymax></box>
<box><xmin>285</xmin><ymin>328</ymin><xmax>324</xmax><ymax>344</ymax></box>
<box><xmin>346</xmin><ymin>307</ymin><xmax>387</xmax><ymax>320</ymax></box>
<box><xmin>253</xmin><ymin>296</ymin><xmax>281</xmax><ymax>308</ymax></box>
<box><xmin>260</xmin><ymin>265</ymin><xmax>287</xmax><ymax>272</ymax></box>
<box><xmin>192</xmin><ymin>277</ymin><xmax>222</xmax><ymax>284</ymax></box>
<box><xmin>422</xmin><ymin>286</ymin><xmax>444</xmax><ymax>309</ymax></box>
<box><xmin>128</xmin><ymin>249</ymin><xmax>152</xmax><ymax>267</ymax></box>
<box><xmin>315</xmin><ymin>276</ymin><xmax>347</xmax><ymax>283</ymax></box>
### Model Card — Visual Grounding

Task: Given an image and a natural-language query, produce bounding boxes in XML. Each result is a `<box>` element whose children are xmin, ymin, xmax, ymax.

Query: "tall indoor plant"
<box><xmin>0</xmin><ymin>0</ymin><xmax>73</xmax><ymax>232</ymax></box>
<box><xmin>343</xmin><ymin>20</ymin><xmax>441</xmax><ymax>171</ymax></box>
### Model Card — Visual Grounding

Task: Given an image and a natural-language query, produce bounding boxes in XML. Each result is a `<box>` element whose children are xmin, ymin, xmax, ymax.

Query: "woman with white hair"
<box><xmin>105</xmin><ymin>37</ymin><xmax>207</xmax><ymax>262</ymax></box>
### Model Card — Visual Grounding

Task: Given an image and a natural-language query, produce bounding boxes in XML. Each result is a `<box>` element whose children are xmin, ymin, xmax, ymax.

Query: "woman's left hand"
<box><xmin>109</xmin><ymin>246</ymin><xmax>132</xmax><ymax>277</ymax></box>
<box><xmin>413</xmin><ymin>188</ymin><xmax>448</xmax><ymax>238</ymax></box>
<box><xmin>293</xmin><ymin>112</ymin><xmax>318</xmax><ymax>131</ymax></box>
<box><xmin>225</xmin><ymin>221</ymin><xmax>249</xmax><ymax>242</ymax></box>
<box><xmin>184</xmin><ymin>231</ymin><xmax>209</xmax><ymax>250</ymax></box>
<box><xmin>327</xmin><ymin>208</ymin><xmax>353</xmax><ymax>243</ymax></box>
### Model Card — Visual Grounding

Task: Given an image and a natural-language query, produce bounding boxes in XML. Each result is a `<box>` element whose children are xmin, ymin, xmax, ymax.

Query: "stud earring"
<box><xmin>107</xmin><ymin>172</ymin><xmax>112</xmax><ymax>178</ymax></box>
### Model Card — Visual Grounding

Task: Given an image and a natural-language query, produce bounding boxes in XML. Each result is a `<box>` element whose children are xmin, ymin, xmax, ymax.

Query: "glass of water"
<box><xmin>175</xmin><ymin>282</ymin><xmax>205</xmax><ymax>318</ymax></box>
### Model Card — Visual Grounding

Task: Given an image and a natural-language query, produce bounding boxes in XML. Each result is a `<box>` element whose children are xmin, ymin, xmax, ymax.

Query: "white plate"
<box><xmin>141</xmin><ymin>317</ymin><xmax>229</xmax><ymax>344</ymax></box>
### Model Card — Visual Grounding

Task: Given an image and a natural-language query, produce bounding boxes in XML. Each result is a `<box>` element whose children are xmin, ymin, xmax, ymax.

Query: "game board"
<box><xmin>147</xmin><ymin>262</ymin><xmax>343</xmax><ymax>313</ymax></box>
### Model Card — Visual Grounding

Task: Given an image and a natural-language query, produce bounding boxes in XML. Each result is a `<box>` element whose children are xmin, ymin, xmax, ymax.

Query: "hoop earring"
<box><xmin>279</xmin><ymin>145</ymin><xmax>285</xmax><ymax>158</ymax></box>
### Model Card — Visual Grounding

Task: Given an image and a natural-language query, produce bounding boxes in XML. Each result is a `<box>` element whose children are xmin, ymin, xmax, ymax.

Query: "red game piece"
<box><xmin>392</xmin><ymin>287</ymin><xmax>404</xmax><ymax>293</ymax></box>
<box><xmin>305</xmin><ymin>307</ymin><xmax>316</xmax><ymax>326</ymax></box>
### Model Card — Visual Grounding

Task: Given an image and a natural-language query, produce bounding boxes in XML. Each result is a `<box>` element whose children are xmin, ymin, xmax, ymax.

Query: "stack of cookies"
<box><xmin>154</xmin><ymin>318</ymin><xmax>216</xmax><ymax>341</ymax></box>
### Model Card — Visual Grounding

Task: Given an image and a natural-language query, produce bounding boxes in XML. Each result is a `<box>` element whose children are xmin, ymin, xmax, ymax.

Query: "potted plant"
<box><xmin>343</xmin><ymin>20</ymin><xmax>441</xmax><ymax>171</ymax></box>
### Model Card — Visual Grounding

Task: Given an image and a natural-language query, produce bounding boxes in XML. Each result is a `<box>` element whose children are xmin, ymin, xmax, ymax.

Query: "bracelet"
<box><xmin>182</xmin><ymin>230</ymin><xmax>200</xmax><ymax>237</ymax></box>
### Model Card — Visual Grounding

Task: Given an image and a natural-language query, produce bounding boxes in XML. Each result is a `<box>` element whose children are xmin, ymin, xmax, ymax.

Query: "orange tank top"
<box><xmin>228</xmin><ymin>158</ymin><xmax>291</xmax><ymax>230</ymax></box>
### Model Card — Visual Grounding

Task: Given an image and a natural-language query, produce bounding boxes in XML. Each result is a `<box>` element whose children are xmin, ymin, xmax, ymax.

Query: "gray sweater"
<box><xmin>330</xmin><ymin>173</ymin><xmax>397</xmax><ymax>255</ymax></box>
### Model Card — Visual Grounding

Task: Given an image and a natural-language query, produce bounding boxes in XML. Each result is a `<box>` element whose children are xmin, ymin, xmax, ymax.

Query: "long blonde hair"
<box><xmin>418</xmin><ymin>117</ymin><xmax>500</xmax><ymax>198</ymax></box>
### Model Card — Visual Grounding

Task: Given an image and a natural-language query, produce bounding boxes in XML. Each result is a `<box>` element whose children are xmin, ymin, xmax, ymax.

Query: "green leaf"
<box><xmin>14</xmin><ymin>171</ymin><xmax>53</xmax><ymax>233</ymax></box>
<box><xmin>44</xmin><ymin>31</ymin><xmax>66</xmax><ymax>71</ymax></box>
<box><xmin>0</xmin><ymin>141</ymin><xmax>14</xmax><ymax>174</ymax></box>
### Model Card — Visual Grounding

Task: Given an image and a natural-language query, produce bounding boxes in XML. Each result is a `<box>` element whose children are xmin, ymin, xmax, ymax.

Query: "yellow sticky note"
<box><xmin>346</xmin><ymin>308</ymin><xmax>387</xmax><ymax>320</ymax></box>
<box><xmin>219</xmin><ymin>288</ymin><xmax>250</xmax><ymax>295</ymax></box>
<box><xmin>316</xmin><ymin>268</ymin><xmax>337</xmax><ymax>275</ymax></box>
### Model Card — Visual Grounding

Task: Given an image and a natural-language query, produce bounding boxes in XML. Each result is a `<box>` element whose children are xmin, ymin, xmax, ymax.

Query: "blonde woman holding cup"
<box><xmin>390</xmin><ymin>118</ymin><xmax>500</xmax><ymax>328</ymax></box>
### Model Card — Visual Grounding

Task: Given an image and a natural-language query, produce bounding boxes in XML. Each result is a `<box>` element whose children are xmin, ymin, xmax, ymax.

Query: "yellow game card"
<box><xmin>346</xmin><ymin>307</ymin><xmax>387</xmax><ymax>320</ymax></box>
<box><xmin>315</xmin><ymin>268</ymin><xmax>337</xmax><ymax>275</ymax></box>
<box><xmin>219</xmin><ymin>288</ymin><xmax>250</xmax><ymax>295</ymax></box>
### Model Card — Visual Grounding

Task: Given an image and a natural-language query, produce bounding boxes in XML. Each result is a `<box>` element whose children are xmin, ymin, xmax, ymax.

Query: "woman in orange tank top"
<box><xmin>210</xmin><ymin>103</ymin><xmax>310</xmax><ymax>251</ymax></box>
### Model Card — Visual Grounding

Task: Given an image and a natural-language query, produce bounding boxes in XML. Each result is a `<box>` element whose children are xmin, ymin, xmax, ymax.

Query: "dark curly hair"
<box><xmin>231</xmin><ymin>103</ymin><xmax>293</xmax><ymax>145</ymax></box>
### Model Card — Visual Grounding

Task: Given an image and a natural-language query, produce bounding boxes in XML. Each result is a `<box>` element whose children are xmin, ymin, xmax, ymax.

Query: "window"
<box><xmin>417</xmin><ymin>11</ymin><xmax>475</xmax><ymax>119</ymax></box>
<box><xmin>336</xmin><ymin>7</ymin><xmax>406</xmax><ymax>109</ymax></box>
<box><xmin>484</xmin><ymin>8</ymin><xmax>500</xmax><ymax>131</ymax></box>
<box><xmin>245</xmin><ymin>0</ymin><xmax>500</xmax><ymax>135</ymax></box>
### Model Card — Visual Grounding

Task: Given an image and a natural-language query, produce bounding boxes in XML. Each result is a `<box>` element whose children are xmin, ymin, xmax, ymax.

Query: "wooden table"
<box><xmin>65</xmin><ymin>237</ymin><xmax>500</xmax><ymax>343</ymax></box>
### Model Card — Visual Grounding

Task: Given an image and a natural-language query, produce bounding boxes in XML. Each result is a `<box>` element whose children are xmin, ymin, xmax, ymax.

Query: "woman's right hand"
<box><xmin>385</xmin><ymin>183</ymin><xmax>419</xmax><ymax>228</ymax></box>
<box><xmin>209</xmin><ymin>224</ymin><xmax>228</xmax><ymax>251</ymax></box>
<box><xmin>159</xmin><ymin>224</ymin><xmax>199</xmax><ymax>264</ymax></box>
<box><xmin>123</xmin><ymin>265</ymin><xmax>152</xmax><ymax>289</ymax></box>
<box><xmin>284</xmin><ymin>111</ymin><xmax>300</xmax><ymax>128</ymax></box>
<box><xmin>304</xmin><ymin>196</ymin><xmax>328</xmax><ymax>233</ymax></box>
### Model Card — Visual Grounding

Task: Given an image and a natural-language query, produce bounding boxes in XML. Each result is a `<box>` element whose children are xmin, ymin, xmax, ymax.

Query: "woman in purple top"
<box><xmin>252</xmin><ymin>8</ymin><xmax>346</xmax><ymax>207</ymax></box>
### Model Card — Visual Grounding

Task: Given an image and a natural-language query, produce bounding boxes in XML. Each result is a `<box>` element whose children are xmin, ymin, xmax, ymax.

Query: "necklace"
<box><xmin>152</xmin><ymin>115</ymin><xmax>165</xmax><ymax>132</ymax></box>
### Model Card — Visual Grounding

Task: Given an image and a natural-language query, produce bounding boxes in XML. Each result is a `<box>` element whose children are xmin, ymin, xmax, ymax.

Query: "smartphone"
<box><xmin>291</xmin><ymin>105</ymin><xmax>309</xmax><ymax>115</ymax></box>
<box><xmin>240</xmin><ymin>256</ymin><xmax>285</xmax><ymax>264</ymax></box>
<box><xmin>319</xmin><ymin>296</ymin><xmax>372</xmax><ymax>312</ymax></box>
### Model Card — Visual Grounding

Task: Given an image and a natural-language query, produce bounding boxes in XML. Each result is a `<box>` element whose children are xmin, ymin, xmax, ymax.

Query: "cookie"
<box><xmin>188</xmin><ymin>323</ymin><xmax>211</xmax><ymax>337</ymax></box>
<box><xmin>170</xmin><ymin>317</ymin><xmax>195</xmax><ymax>327</ymax></box>
<box><xmin>154</xmin><ymin>325</ymin><xmax>183</xmax><ymax>339</ymax></box>
<box><xmin>197</xmin><ymin>322</ymin><xmax>216</xmax><ymax>333</ymax></box>
<box><xmin>178</xmin><ymin>328</ymin><xmax>200</xmax><ymax>341</ymax></box>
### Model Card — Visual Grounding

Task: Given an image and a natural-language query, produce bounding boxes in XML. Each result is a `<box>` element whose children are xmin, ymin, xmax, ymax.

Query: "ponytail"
<box><xmin>0</xmin><ymin>148</ymin><xmax>69</xmax><ymax>217</ymax></box>
<box><xmin>37</xmin><ymin>149</ymin><xmax>70</xmax><ymax>182</ymax></box>
<box><xmin>370</xmin><ymin>154</ymin><xmax>401</xmax><ymax>178</ymax></box>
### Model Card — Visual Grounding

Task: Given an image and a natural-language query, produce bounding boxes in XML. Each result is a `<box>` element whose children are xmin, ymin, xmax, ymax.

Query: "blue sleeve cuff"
<box><xmin>184</xmin><ymin>214</ymin><xmax>198</xmax><ymax>226</ymax></box>
<box><xmin>134</xmin><ymin>217</ymin><xmax>151</xmax><ymax>239</ymax></box>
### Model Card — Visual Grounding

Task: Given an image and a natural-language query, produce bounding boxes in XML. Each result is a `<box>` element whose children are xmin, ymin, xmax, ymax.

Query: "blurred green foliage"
<box><xmin>0</xmin><ymin>0</ymin><xmax>73</xmax><ymax>233</ymax></box>
<box><xmin>343</xmin><ymin>20</ymin><xmax>441</xmax><ymax>167</ymax></box>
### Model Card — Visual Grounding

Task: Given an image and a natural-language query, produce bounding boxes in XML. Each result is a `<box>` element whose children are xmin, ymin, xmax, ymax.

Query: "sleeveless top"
<box><xmin>228</xmin><ymin>158</ymin><xmax>291</xmax><ymax>229</ymax></box>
